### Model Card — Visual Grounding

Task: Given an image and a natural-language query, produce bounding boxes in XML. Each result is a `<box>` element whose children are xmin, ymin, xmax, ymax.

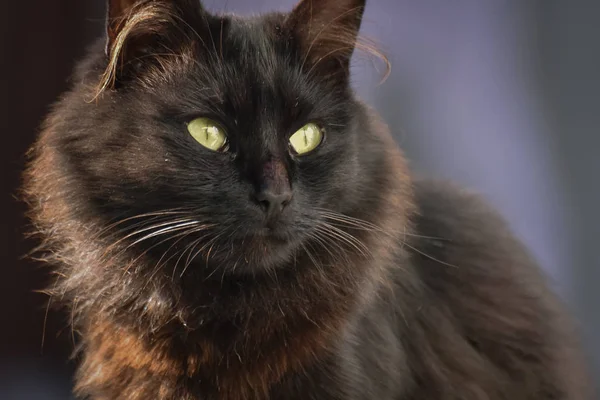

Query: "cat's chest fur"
<box><xmin>73</xmin><ymin>180</ymin><xmax>588</xmax><ymax>400</ymax></box>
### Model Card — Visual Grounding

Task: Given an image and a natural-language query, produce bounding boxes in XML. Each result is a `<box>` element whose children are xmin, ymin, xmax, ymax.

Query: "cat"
<box><xmin>23</xmin><ymin>0</ymin><xmax>591</xmax><ymax>399</ymax></box>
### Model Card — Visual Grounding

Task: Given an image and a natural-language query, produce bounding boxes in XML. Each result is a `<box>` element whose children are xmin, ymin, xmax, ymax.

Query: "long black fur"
<box><xmin>23</xmin><ymin>0</ymin><xmax>590</xmax><ymax>399</ymax></box>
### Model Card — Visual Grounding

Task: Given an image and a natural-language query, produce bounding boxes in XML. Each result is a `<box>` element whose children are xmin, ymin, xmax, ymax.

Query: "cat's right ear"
<box><xmin>105</xmin><ymin>0</ymin><xmax>205</xmax><ymax>55</ymax></box>
<box><xmin>98</xmin><ymin>0</ymin><xmax>206</xmax><ymax>97</ymax></box>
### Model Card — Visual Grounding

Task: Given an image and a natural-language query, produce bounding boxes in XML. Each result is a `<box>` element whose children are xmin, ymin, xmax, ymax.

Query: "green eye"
<box><xmin>187</xmin><ymin>118</ymin><xmax>227</xmax><ymax>152</ymax></box>
<box><xmin>289</xmin><ymin>123</ymin><xmax>323</xmax><ymax>155</ymax></box>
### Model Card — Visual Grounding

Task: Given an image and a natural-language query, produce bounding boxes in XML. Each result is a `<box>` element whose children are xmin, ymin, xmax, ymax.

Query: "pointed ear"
<box><xmin>286</xmin><ymin>0</ymin><xmax>366</xmax><ymax>76</ymax></box>
<box><xmin>97</xmin><ymin>0</ymin><xmax>205</xmax><ymax>97</ymax></box>
<box><xmin>105</xmin><ymin>0</ymin><xmax>204</xmax><ymax>55</ymax></box>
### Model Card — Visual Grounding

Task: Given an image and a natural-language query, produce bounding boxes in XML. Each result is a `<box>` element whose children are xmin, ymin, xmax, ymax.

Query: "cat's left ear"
<box><xmin>286</xmin><ymin>0</ymin><xmax>366</xmax><ymax>76</ymax></box>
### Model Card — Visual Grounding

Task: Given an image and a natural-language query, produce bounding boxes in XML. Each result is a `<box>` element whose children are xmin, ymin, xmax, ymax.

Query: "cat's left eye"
<box><xmin>187</xmin><ymin>117</ymin><xmax>228</xmax><ymax>152</ymax></box>
<box><xmin>289</xmin><ymin>123</ymin><xmax>323</xmax><ymax>156</ymax></box>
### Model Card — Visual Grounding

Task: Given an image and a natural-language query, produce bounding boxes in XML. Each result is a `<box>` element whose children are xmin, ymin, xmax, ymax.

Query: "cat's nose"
<box><xmin>254</xmin><ymin>188</ymin><xmax>293</xmax><ymax>220</ymax></box>
<box><xmin>250</xmin><ymin>157</ymin><xmax>293</xmax><ymax>222</ymax></box>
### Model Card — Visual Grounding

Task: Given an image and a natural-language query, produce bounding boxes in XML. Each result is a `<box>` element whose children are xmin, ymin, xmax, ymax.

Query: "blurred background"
<box><xmin>1</xmin><ymin>0</ymin><xmax>598</xmax><ymax>398</ymax></box>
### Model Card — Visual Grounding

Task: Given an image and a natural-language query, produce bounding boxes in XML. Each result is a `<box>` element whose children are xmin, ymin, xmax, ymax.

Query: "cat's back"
<box><xmin>410</xmin><ymin>178</ymin><xmax>556</xmax><ymax>290</ymax></box>
<box><xmin>394</xmin><ymin>178</ymin><xmax>590</xmax><ymax>399</ymax></box>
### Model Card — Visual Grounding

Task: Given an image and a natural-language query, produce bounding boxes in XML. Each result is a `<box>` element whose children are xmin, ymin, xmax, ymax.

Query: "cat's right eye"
<box><xmin>187</xmin><ymin>118</ymin><xmax>228</xmax><ymax>152</ymax></box>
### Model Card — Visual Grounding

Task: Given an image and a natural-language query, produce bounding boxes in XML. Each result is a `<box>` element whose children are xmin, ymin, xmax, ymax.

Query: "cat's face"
<box><xmin>53</xmin><ymin>0</ymin><xmax>374</xmax><ymax>273</ymax></box>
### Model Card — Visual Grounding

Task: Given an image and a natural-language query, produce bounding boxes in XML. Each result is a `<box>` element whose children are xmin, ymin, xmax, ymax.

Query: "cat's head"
<box><xmin>29</xmin><ymin>0</ymin><xmax>397</xmax><ymax>277</ymax></box>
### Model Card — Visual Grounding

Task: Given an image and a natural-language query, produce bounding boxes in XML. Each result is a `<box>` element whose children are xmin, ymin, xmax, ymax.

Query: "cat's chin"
<box><xmin>215</xmin><ymin>227</ymin><xmax>302</xmax><ymax>274</ymax></box>
<box><xmin>237</xmin><ymin>235</ymin><xmax>297</xmax><ymax>271</ymax></box>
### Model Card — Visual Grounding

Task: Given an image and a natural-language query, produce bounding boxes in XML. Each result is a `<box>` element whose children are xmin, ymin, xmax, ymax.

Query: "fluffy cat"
<box><xmin>23</xmin><ymin>0</ymin><xmax>590</xmax><ymax>399</ymax></box>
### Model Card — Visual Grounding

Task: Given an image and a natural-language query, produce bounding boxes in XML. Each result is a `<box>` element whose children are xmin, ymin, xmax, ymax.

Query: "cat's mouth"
<box><xmin>242</xmin><ymin>228</ymin><xmax>295</xmax><ymax>258</ymax></box>
<box><xmin>242</xmin><ymin>213</ymin><xmax>297</xmax><ymax>242</ymax></box>
<box><xmin>253</xmin><ymin>226</ymin><xmax>290</xmax><ymax>241</ymax></box>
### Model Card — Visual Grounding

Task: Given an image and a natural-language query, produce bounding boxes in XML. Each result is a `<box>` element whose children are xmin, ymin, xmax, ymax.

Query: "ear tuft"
<box><xmin>106</xmin><ymin>0</ymin><xmax>204</xmax><ymax>54</ymax></box>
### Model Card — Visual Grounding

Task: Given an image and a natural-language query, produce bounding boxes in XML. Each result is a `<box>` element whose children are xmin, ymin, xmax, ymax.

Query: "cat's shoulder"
<box><xmin>411</xmin><ymin>178</ymin><xmax>523</xmax><ymax>253</ymax></box>
<box><xmin>407</xmin><ymin>178</ymin><xmax>543</xmax><ymax>287</ymax></box>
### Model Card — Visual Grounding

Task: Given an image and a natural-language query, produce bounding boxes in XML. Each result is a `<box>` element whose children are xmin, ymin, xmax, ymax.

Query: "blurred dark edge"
<box><xmin>536</xmin><ymin>1</ymin><xmax>600</xmax><ymax>392</ymax></box>
<box><xmin>1</xmin><ymin>1</ymin><xmax>104</xmax><ymax>398</ymax></box>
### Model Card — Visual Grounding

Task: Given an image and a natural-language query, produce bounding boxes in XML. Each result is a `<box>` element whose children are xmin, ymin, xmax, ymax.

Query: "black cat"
<box><xmin>23</xmin><ymin>0</ymin><xmax>590</xmax><ymax>398</ymax></box>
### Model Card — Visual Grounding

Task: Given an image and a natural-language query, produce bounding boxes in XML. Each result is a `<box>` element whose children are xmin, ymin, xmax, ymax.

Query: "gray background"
<box><xmin>1</xmin><ymin>1</ymin><xmax>598</xmax><ymax>398</ymax></box>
